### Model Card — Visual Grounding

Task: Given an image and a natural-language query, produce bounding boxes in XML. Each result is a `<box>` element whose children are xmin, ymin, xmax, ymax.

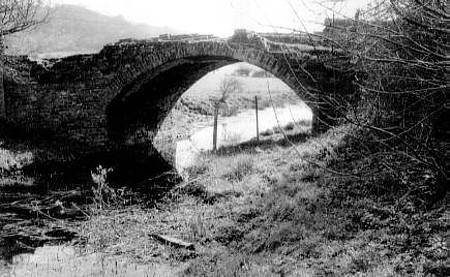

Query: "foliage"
<box><xmin>250</xmin><ymin>69</ymin><xmax>274</xmax><ymax>78</ymax></box>
<box><xmin>322</xmin><ymin>0</ymin><xmax>448</xmax><ymax>192</ymax></box>
<box><xmin>0</xmin><ymin>0</ymin><xmax>48</xmax><ymax>36</ymax></box>
<box><xmin>90</xmin><ymin>165</ymin><xmax>126</xmax><ymax>211</ymax></box>
<box><xmin>217</xmin><ymin>77</ymin><xmax>243</xmax><ymax>104</ymax></box>
<box><xmin>232</xmin><ymin>65</ymin><xmax>252</xmax><ymax>77</ymax></box>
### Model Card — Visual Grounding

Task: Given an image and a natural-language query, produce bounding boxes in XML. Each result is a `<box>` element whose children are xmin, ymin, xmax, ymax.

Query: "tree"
<box><xmin>232</xmin><ymin>65</ymin><xmax>252</xmax><ymax>77</ymax></box>
<box><xmin>0</xmin><ymin>0</ymin><xmax>48</xmax><ymax>118</ymax></box>
<box><xmin>218</xmin><ymin>77</ymin><xmax>243</xmax><ymax>103</ymax></box>
<box><xmin>212</xmin><ymin>77</ymin><xmax>243</xmax><ymax>151</ymax></box>
<box><xmin>321</xmin><ymin>0</ymin><xmax>448</xmax><ymax>191</ymax></box>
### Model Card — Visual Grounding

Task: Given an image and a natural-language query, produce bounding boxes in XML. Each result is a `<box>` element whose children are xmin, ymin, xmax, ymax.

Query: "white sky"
<box><xmin>54</xmin><ymin>0</ymin><xmax>373</xmax><ymax>37</ymax></box>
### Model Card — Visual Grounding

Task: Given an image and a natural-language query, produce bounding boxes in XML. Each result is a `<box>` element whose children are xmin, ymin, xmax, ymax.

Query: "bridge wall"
<box><xmin>4</xmin><ymin>40</ymin><xmax>355</xmax><ymax>159</ymax></box>
<box><xmin>5</xmin><ymin>55</ymin><xmax>114</xmax><ymax>150</ymax></box>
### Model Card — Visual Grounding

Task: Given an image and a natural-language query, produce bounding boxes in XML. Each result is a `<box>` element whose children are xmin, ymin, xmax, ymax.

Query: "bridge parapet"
<box><xmin>227</xmin><ymin>29</ymin><xmax>336</xmax><ymax>54</ymax></box>
<box><xmin>109</xmin><ymin>29</ymin><xmax>335</xmax><ymax>55</ymax></box>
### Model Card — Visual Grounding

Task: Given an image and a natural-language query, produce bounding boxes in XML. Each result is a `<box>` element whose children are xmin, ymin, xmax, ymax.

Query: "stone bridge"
<box><xmin>4</xmin><ymin>31</ymin><xmax>355</xmax><ymax>163</ymax></box>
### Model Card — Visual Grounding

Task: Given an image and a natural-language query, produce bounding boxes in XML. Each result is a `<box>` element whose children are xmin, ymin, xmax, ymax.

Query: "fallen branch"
<box><xmin>149</xmin><ymin>234</ymin><xmax>195</xmax><ymax>251</ymax></box>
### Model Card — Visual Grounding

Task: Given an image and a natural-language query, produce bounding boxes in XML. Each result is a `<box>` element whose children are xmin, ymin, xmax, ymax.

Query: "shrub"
<box><xmin>90</xmin><ymin>165</ymin><xmax>125</xmax><ymax>210</ymax></box>
<box><xmin>324</xmin><ymin>0</ymin><xmax>448</xmax><ymax>193</ymax></box>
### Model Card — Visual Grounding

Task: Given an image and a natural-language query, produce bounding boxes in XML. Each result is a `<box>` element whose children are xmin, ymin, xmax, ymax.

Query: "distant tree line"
<box><xmin>231</xmin><ymin>65</ymin><xmax>274</xmax><ymax>78</ymax></box>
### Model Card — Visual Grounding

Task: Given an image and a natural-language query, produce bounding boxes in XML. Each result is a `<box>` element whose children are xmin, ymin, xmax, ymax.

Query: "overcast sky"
<box><xmin>55</xmin><ymin>0</ymin><xmax>372</xmax><ymax>36</ymax></box>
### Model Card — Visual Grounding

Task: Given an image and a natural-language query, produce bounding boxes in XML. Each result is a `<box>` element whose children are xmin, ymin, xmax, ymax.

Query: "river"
<box><xmin>175</xmin><ymin>103</ymin><xmax>312</xmax><ymax>172</ymax></box>
<box><xmin>0</xmin><ymin>245</ymin><xmax>184</xmax><ymax>277</ymax></box>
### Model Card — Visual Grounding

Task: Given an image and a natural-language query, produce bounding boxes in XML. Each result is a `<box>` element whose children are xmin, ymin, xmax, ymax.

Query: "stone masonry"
<box><xmin>4</xmin><ymin>32</ymin><xmax>355</xmax><ymax>159</ymax></box>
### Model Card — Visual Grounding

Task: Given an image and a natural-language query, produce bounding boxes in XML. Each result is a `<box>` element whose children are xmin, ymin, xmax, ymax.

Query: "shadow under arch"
<box><xmin>106</xmin><ymin>56</ymin><xmax>239</xmax><ymax>145</ymax></box>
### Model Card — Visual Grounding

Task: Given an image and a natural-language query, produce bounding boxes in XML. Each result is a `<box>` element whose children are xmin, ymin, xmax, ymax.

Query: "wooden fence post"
<box><xmin>213</xmin><ymin>102</ymin><xmax>219</xmax><ymax>152</ymax></box>
<box><xmin>255</xmin><ymin>96</ymin><xmax>260</xmax><ymax>143</ymax></box>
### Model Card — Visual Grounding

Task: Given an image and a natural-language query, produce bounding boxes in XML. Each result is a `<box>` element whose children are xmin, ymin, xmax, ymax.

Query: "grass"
<box><xmin>221</xmin><ymin>155</ymin><xmax>254</xmax><ymax>182</ymax></box>
<box><xmin>1</xmin><ymin>120</ymin><xmax>446</xmax><ymax>276</ymax></box>
<box><xmin>72</xmin><ymin>124</ymin><xmax>448</xmax><ymax>276</ymax></box>
<box><xmin>221</xmin><ymin>131</ymin><xmax>243</xmax><ymax>146</ymax></box>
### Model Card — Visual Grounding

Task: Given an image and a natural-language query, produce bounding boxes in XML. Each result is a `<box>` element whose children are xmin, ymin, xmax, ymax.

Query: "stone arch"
<box><xmin>105</xmin><ymin>41</ymin><xmax>322</xmax><ymax>149</ymax></box>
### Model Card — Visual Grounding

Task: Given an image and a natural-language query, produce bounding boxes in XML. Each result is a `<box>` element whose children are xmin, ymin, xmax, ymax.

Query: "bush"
<box><xmin>323</xmin><ymin>0</ymin><xmax>448</xmax><ymax>195</ymax></box>
<box><xmin>90</xmin><ymin>165</ymin><xmax>125</xmax><ymax>210</ymax></box>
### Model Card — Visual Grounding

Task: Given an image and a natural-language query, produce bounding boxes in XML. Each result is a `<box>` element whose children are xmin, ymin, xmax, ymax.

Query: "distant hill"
<box><xmin>5</xmin><ymin>4</ymin><xmax>179</xmax><ymax>58</ymax></box>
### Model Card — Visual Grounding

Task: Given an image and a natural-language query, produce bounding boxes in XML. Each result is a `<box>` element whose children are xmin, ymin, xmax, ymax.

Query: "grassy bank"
<box><xmin>75</xmin><ymin>125</ymin><xmax>448</xmax><ymax>276</ymax></box>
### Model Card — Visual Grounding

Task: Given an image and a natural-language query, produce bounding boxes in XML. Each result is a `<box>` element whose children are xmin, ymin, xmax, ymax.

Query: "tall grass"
<box><xmin>221</xmin><ymin>155</ymin><xmax>254</xmax><ymax>182</ymax></box>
